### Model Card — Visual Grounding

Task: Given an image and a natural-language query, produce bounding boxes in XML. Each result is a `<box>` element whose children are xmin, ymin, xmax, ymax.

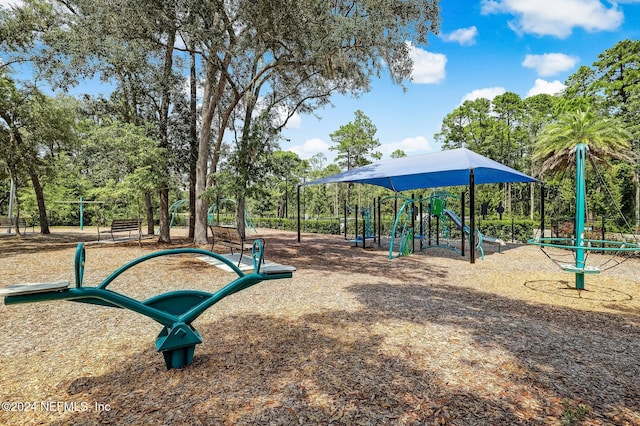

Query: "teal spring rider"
<box><xmin>0</xmin><ymin>240</ymin><xmax>295</xmax><ymax>369</ymax></box>
<box><xmin>528</xmin><ymin>143</ymin><xmax>640</xmax><ymax>290</ymax></box>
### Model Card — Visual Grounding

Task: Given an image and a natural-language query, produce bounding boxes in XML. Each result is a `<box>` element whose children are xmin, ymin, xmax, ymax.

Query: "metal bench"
<box><xmin>209</xmin><ymin>225</ymin><xmax>264</xmax><ymax>265</ymax></box>
<box><xmin>1</xmin><ymin>216</ymin><xmax>30</xmax><ymax>234</ymax></box>
<box><xmin>99</xmin><ymin>218</ymin><xmax>142</xmax><ymax>241</ymax></box>
<box><xmin>0</xmin><ymin>240</ymin><xmax>295</xmax><ymax>369</ymax></box>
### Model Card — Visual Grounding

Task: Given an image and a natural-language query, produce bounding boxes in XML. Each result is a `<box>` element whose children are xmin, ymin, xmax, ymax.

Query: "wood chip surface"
<box><xmin>0</xmin><ymin>227</ymin><xmax>639</xmax><ymax>425</ymax></box>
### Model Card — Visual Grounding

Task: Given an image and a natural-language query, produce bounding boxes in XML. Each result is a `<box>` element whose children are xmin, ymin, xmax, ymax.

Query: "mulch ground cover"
<box><xmin>0</xmin><ymin>227</ymin><xmax>639</xmax><ymax>425</ymax></box>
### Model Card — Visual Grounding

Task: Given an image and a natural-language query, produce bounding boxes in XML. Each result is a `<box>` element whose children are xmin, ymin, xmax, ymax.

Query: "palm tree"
<box><xmin>533</xmin><ymin>108</ymin><xmax>634</xmax><ymax>177</ymax></box>
<box><xmin>534</xmin><ymin>108</ymin><xmax>635</xmax><ymax>290</ymax></box>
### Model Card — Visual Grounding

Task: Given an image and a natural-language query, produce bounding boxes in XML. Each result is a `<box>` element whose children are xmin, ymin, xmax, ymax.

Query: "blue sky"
<box><xmin>281</xmin><ymin>0</ymin><xmax>640</xmax><ymax>164</ymax></box>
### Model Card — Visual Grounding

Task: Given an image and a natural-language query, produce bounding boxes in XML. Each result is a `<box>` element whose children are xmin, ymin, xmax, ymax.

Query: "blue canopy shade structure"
<box><xmin>302</xmin><ymin>148</ymin><xmax>538</xmax><ymax>191</ymax></box>
<box><xmin>297</xmin><ymin>148</ymin><xmax>539</xmax><ymax>263</ymax></box>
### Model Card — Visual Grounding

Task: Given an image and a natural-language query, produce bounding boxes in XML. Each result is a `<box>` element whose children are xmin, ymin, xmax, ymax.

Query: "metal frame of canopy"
<box><xmin>296</xmin><ymin>148</ymin><xmax>539</xmax><ymax>264</ymax></box>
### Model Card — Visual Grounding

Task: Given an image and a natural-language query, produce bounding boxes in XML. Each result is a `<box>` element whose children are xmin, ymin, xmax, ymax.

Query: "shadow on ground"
<box><xmin>34</xmin><ymin>282</ymin><xmax>640</xmax><ymax>425</ymax></box>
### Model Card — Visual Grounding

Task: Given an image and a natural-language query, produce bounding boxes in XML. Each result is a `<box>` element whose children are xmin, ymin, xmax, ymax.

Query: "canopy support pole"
<box><xmin>419</xmin><ymin>194</ymin><xmax>424</xmax><ymax>250</ymax></box>
<box><xmin>411</xmin><ymin>193</ymin><xmax>415</xmax><ymax>253</ymax></box>
<box><xmin>354</xmin><ymin>204</ymin><xmax>359</xmax><ymax>247</ymax></box>
<box><xmin>297</xmin><ymin>185</ymin><xmax>301</xmax><ymax>243</ymax></box>
<box><xmin>376</xmin><ymin>197</ymin><xmax>382</xmax><ymax>248</ymax></box>
<box><xmin>461</xmin><ymin>191</ymin><xmax>465</xmax><ymax>257</ymax></box>
<box><xmin>540</xmin><ymin>183</ymin><xmax>545</xmax><ymax>240</ymax></box>
<box><xmin>344</xmin><ymin>201</ymin><xmax>348</xmax><ymax>239</ymax></box>
<box><xmin>470</xmin><ymin>169</ymin><xmax>476</xmax><ymax>264</ymax></box>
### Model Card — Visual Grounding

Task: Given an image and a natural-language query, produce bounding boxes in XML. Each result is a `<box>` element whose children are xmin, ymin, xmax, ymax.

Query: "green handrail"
<box><xmin>98</xmin><ymin>247</ymin><xmax>245</xmax><ymax>290</ymax></box>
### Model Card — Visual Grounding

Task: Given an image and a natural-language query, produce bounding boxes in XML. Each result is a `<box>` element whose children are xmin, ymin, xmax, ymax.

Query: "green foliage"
<box><xmin>254</xmin><ymin>216</ymin><xmax>341</xmax><ymax>235</ymax></box>
<box><xmin>561</xmin><ymin>401</ymin><xmax>591</xmax><ymax>426</ymax></box>
<box><xmin>390</xmin><ymin>149</ymin><xmax>407</xmax><ymax>159</ymax></box>
<box><xmin>534</xmin><ymin>107</ymin><xmax>633</xmax><ymax>176</ymax></box>
<box><xmin>477</xmin><ymin>219</ymin><xmax>536</xmax><ymax>243</ymax></box>
<box><xmin>330</xmin><ymin>110</ymin><xmax>382</xmax><ymax>170</ymax></box>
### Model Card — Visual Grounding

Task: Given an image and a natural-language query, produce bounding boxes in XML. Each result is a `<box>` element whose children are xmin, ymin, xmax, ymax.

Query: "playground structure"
<box><xmin>0</xmin><ymin>241</ymin><xmax>295</xmax><ymax>369</ymax></box>
<box><xmin>169</xmin><ymin>199</ymin><xmax>189</xmax><ymax>228</ymax></box>
<box><xmin>299</xmin><ymin>147</ymin><xmax>539</xmax><ymax>263</ymax></box>
<box><xmin>208</xmin><ymin>198</ymin><xmax>257</xmax><ymax>234</ymax></box>
<box><xmin>385</xmin><ymin>195</ymin><xmax>415</xmax><ymax>258</ymax></box>
<box><xmin>54</xmin><ymin>197</ymin><xmax>105</xmax><ymax>230</ymax></box>
<box><xmin>343</xmin><ymin>203</ymin><xmax>377</xmax><ymax>247</ymax></box>
<box><xmin>528</xmin><ymin>143</ymin><xmax>640</xmax><ymax>290</ymax></box>
<box><xmin>338</xmin><ymin>191</ymin><xmax>505</xmax><ymax>260</ymax></box>
<box><xmin>385</xmin><ymin>191</ymin><xmax>505</xmax><ymax>260</ymax></box>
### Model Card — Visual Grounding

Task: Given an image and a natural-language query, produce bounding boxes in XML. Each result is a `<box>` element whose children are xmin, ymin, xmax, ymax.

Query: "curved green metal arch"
<box><xmin>97</xmin><ymin>247</ymin><xmax>245</xmax><ymax>290</ymax></box>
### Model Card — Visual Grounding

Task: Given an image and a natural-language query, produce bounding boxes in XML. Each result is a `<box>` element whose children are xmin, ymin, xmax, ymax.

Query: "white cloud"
<box><xmin>522</xmin><ymin>53</ymin><xmax>579</xmax><ymax>76</ymax></box>
<box><xmin>273</xmin><ymin>105</ymin><xmax>301</xmax><ymax>129</ymax></box>
<box><xmin>441</xmin><ymin>26</ymin><xmax>478</xmax><ymax>46</ymax></box>
<box><xmin>460</xmin><ymin>87</ymin><xmax>506</xmax><ymax>104</ymax></box>
<box><xmin>407</xmin><ymin>42</ymin><xmax>447</xmax><ymax>84</ymax></box>
<box><xmin>285</xmin><ymin>111</ymin><xmax>302</xmax><ymax>129</ymax></box>
<box><xmin>380</xmin><ymin>136</ymin><xmax>432</xmax><ymax>158</ymax></box>
<box><xmin>526</xmin><ymin>79</ymin><xmax>566</xmax><ymax>97</ymax></box>
<box><xmin>481</xmin><ymin>0</ymin><xmax>624</xmax><ymax>38</ymax></box>
<box><xmin>288</xmin><ymin>138</ymin><xmax>330</xmax><ymax>160</ymax></box>
<box><xmin>248</xmin><ymin>103</ymin><xmax>302</xmax><ymax>130</ymax></box>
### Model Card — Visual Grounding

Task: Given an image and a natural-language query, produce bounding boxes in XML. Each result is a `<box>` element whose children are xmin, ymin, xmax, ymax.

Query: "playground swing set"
<box><xmin>0</xmin><ymin>240</ymin><xmax>295</xmax><ymax>369</ymax></box>
<box><xmin>528</xmin><ymin>143</ymin><xmax>640</xmax><ymax>290</ymax></box>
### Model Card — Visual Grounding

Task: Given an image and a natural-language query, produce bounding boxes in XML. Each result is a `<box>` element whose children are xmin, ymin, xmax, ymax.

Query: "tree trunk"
<box><xmin>145</xmin><ymin>192</ymin><xmax>155</xmax><ymax>235</ymax></box>
<box><xmin>8</xmin><ymin>174</ymin><xmax>21</xmax><ymax>236</ymax></box>
<box><xmin>28</xmin><ymin>166</ymin><xmax>49</xmax><ymax>234</ymax></box>
<box><xmin>194</xmin><ymin>55</ymin><xmax>239</xmax><ymax>245</ymax></box>
<box><xmin>530</xmin><ymin>182</ymin><xmax>535</xmax><ymax>220</ymax></box>
<box><xmin>635</xmin><ymin>171</ymin><xmax>640</xmax><ymax>232</ymax></box>
<box><xmin>188</xmin><ymin>45</ymin><xmax>198</xmax><ymax>239</ymax></box>
<box><xmin>156</xmin><ymin>26</ymin><xmax>177</xmax><ymax>243</ymax></box>
<box><xmin>194</xmin><ymin>63</ymin><xmax>218</xmax><ymax>245</ymax></box>
<box><xmin>5</xmin><ymin>118</ymin><xmax>49</xmax><ymax>234</ymax></box>
<box><xmin>236</xmin><ymin>194</ymin><xmax>246</xmax><ymax>240</ymax></box>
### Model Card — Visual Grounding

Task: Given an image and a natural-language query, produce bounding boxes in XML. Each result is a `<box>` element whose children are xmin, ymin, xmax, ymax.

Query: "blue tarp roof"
<box><xmin>304</xmin><ymin>148</ymin><xmax>538</xmax><ymax>191</ymax></box>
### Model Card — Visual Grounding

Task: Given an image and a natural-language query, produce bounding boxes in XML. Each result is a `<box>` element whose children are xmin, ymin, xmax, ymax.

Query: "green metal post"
<box><xmin>575</xmin><ymin>143</ymin><xmax>587</xmax><ymax>290</ymax></box>
<box><xmin>540</xmin><ymin>183</ymin><xmax>545</xmax><ymax>240</ymax></box>
<box><xmin>80</xmin><ymin>197</ymin><xmax>84</xmax><ymax>230</ymax></box>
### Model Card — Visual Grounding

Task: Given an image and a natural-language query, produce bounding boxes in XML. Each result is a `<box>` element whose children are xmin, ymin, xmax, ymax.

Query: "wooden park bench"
<box><xmin>1</xmin><ymin>216</ymin><xmax>31</xmax><ymax>234</ymax></box>
<box><xmin>99</xmin><ymin>218</ymin><xmax>142</xmax><ymax>241</ymax></box>
<box><xmin>209</xmin><ymin>224</ymin><xmax>264</xmax><ymax>265</ymax></box>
